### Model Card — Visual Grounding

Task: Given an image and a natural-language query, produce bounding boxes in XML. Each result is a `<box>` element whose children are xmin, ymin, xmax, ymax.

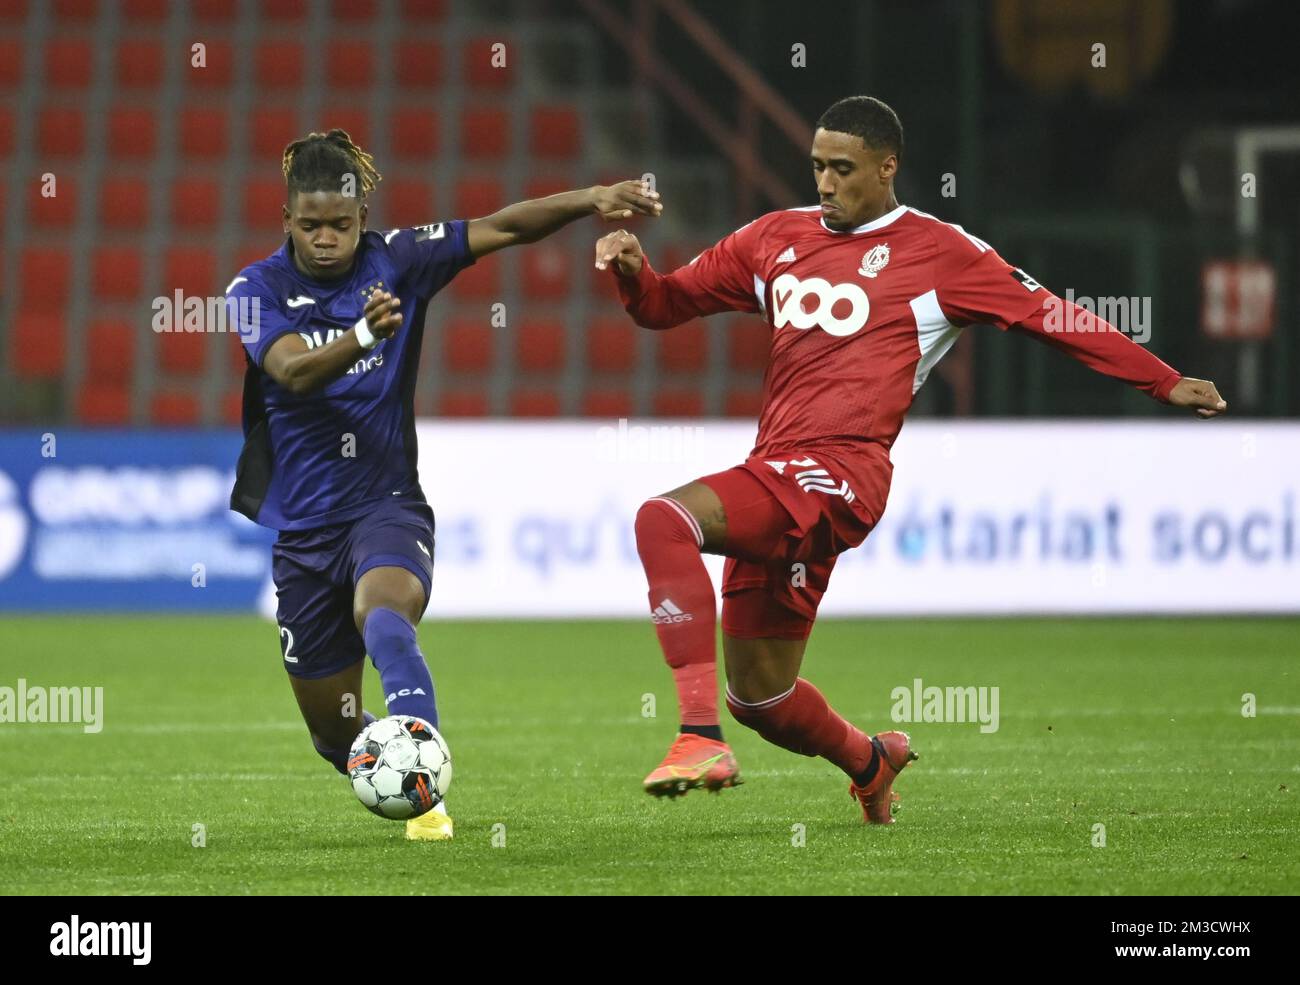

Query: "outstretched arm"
<box><xmin>596</xmin><ymin>221</ymin><xmax>764</xmax><ymax>330</ymax></box>
<box><xmin>1012</xmin><ymin>300</ymin><xmax>1227</xmax><ymax>418</ymax></box>
<box><xmin>467</xmin><ymin>179</ymin><xmax>661</xmax><ymax>258</ymax></box>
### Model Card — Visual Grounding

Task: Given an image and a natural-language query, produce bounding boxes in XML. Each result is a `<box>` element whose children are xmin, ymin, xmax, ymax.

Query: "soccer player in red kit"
<box><xmin>594</xmin><ymin>96</ymin><xmax>1228</xmax><ymax>823</ymax></box>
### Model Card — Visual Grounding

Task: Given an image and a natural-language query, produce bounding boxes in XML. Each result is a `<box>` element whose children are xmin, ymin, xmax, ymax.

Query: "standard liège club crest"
<box><xmin>858</xmin><ymin>244</ymin><xmax>890</xmax><ymax>278</ymax></box>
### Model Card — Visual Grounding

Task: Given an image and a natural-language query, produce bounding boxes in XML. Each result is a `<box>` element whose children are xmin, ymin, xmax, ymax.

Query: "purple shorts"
<box><xmin>271</xmin><ymin>497</ymin><xmax>435</xmax><ymax>679</ymax></box>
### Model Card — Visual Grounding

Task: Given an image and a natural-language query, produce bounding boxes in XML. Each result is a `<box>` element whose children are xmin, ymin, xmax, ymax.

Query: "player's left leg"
<box><xmin>721</xmin><ymin>588</ymin><xmax>917</xmax><ymax>825</ymax></box>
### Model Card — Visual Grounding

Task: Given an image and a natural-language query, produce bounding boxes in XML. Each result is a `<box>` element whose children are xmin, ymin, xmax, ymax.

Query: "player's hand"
<box><xmin>1168</xmin><ymin>376</ymin><xmax>1227</xmax><ymax>418</ymax></box>
<box><xmin>362</xmin><ymin>290</ymin><xmax>402</xmax><ymax>341</ymax></box>
<box><xmin>591</xmin><ymin>179</ymin><xmax>662</xmax><ymax>222</ymax></box>
<box><xmin>593</xmin><ymin>229</ymin><xmax>644</xmax><ymax>276</ymax></box>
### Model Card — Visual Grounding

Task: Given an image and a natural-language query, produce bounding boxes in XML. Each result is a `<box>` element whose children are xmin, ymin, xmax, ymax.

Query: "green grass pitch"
<box><xmin>1</xmin><ymin>615</ymin><xmax>1296</xmax><ymax>895</ymax></box>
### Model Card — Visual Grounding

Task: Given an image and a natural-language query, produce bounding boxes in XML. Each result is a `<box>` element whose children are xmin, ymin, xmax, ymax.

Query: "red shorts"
<box><xmin>698</xmin><ymin>451</ymin><xmax>879</xmax><ymax>641</ymax></box>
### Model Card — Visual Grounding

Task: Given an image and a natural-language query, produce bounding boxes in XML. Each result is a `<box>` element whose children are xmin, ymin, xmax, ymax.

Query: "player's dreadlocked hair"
<box><xmin>816</xmin><ymin>96</ymin><xmax>903</xmax><ymax>160</ymax></box>
<box><xmin>281</xmin><ymin>128</ymin><xmax>383</xmax><ymax>200</ymax></box>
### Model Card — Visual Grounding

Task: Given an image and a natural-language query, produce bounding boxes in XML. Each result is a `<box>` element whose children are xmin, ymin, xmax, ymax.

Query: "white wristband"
<box><xmin>354</xmin><ymin>315</ymin><xmax>378</xmax><ymax>350</ymax></box>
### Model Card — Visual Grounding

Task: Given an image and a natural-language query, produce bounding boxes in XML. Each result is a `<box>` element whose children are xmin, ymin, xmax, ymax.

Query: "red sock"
<box><xmin>726</xmin><ymin>678</ymin><xmax>873</xmax><ymax>778</ymax></box>
<box><xmin>634</xmin><ymin>498</ymin><xmax>718</xmax><ymax>726</ymax></box>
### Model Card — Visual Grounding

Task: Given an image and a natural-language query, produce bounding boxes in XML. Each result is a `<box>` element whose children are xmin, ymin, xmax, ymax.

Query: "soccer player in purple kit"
<box><xmin>226</xmin><ymin>129</ymin><xmax>661</xmax><ymax>839</ymax></box>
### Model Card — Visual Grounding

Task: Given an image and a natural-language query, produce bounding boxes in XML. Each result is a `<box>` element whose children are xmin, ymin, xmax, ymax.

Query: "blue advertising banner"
<box><xmin>0</xmin><ymin>430</ymin><xmax>274</xmax><ymax>611</ymax></box>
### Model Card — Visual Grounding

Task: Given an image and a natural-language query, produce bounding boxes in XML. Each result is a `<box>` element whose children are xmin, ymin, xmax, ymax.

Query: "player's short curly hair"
<box><xmin>816</xmin><ymin>96</ymin><xmax>903</xmax><ymax>160</ymax></box>
<box><xmin>281</xmin><ymin>128</ymin><xmax>383</xmax><ymax>201</ymax></box>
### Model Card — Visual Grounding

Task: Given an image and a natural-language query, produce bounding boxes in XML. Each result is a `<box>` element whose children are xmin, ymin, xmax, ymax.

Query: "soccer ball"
<box><xmin>347</xmin><ymin>715</ymin><xmax>452</xmax><ymax>820</ymax></box>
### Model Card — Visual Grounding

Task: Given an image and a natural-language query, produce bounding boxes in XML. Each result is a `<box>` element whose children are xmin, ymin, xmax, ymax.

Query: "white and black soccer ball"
<box><xmin>347</xmin><ymin>715</ymin><xmax>452</xmax><ymax>820</ymax></box>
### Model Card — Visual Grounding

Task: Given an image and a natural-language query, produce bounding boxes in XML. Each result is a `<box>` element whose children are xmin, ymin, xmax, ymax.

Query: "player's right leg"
<box><xmin>271</xmin><ymin>526</ymin><xmax>375</xmax><ymax>776</ymax></box>
<box><xmin>633</xmin><ymin>469</ymin><xmax>797</xmax><ymax>797</ymax></box>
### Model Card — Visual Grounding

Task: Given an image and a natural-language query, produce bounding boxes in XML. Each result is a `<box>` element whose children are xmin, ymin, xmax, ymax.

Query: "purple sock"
<box><xmin>364</xmin><ymin>608</ymin><xmax>439</xmax><ymax>728</ymax></box>
<box><xmin>313</xmin><ymin>710</ymin><xmax>377</xmax><ymax>775</ymax></box>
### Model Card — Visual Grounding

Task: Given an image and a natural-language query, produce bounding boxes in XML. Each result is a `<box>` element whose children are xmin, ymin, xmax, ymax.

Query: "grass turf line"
<box><xmin>0</xmin><ymin>616</ymin><xmax>1296</xmax><ymax>895</ymax></box>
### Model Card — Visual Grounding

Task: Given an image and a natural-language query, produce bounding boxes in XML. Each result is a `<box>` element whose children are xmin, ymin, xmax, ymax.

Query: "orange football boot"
<box><xmin>848</xmin><ymin>731</ymin><xmax>918</xmax><ymax>824</ymax></box>
<box><xmin>643</xmin><ymin>733</ymin><xmax>742</xmax><ymax>798</ymax></box>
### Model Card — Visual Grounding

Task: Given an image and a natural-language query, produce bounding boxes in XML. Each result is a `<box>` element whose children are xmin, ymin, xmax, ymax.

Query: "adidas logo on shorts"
<box><xmin>651</xmin><ymin>598</ymin><xmax>692</xmax><ymax>624</ymax></box>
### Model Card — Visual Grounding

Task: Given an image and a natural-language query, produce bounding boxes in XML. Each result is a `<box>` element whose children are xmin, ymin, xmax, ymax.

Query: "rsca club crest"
<box><xmin>359</xmin><ymin>280</ymin><xmax>386</xmax><ymax>303</ymax></box>
<box><xmin>858</xmin><ymin>244</ymin><xmax>890</xmax><ymax>278</ymax></box>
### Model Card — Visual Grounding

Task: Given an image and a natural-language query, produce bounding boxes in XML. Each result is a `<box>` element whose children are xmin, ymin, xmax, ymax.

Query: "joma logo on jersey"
<box><xmin>771</xmin><ymin>273</ymin><xmax>870</xmax><ymax>337</ymax></box>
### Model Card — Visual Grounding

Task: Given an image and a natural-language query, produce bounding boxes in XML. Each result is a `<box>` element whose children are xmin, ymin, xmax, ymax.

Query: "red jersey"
<box><xmin>616</xmin><ymin>203</ymin><xmax>1182</xmax><ymax>525</ymax></box>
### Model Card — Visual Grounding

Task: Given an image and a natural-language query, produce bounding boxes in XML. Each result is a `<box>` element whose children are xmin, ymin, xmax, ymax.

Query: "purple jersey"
<box><xmin>226</xmin><ymin>221</ymin><xmax>474</xmax><ymax>530</ymax></box>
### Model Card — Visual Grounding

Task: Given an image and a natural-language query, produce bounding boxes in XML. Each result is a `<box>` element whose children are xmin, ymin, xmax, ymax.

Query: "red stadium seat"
<box><xmin>395</xmin><ymin>40</ymin><xmax>444</xmax><ymax>89</ymax></box>
<box><xmin>0</xmin><ymin>108</ymin><xmax>14</xmax><ymax>157</ymax></box>
<box><xmin>78</xmin><ymin>384</ymin><xmax>132</xmax><ymax>426</ymax></box>
<box><xmin>0</xmin><ymin>0</ymin><xmax>27</xmax><ymax>22</ymax></box>
<box><xmin>38</xmin><ymin>107</ymin><xmax>85</xmax><ymax>157</ymax></box>
<box><xmin>221</xmin><ymin>388</ymin><xmax>244</xmax><ymax>425</ymax></box>
<box><xmin>510</xmin><ymin>390</ymin><xmax>560</xmax><ymax>417</ymax></box>
<box><xmin>523</xmin><ymin>177</ymin><xmax>570</xmax><ymax>201</ymax></box>
<box><xmin>171</xmin><ymin>177</ymin><xmax>221</xmax><ymax>230</ymax></box>
<box><xmin>234</xmin><ymin>241</ymin><xmax>274</xmax><ymax>272</ymax></box>
<box><xmin>460</xmin><ymin>107</ymin><xmax>510</xmax><ymax>159</ymax></box>
<box><xmin>384</xmin><ymin>179</ymin><xmax>434</xmax><ymax>226</ymax></box>
<box><xmin>333</xmin><ymin>0</ymin><xmax>377</xmax><ymax>20</ymax></box>
<box><xmin>586</xmin><ymin>317</ymin><xmax>636</xmax><ymax>373</ymax></box>
<box><xmin>192</xmin><ymin>0</ymin><xmax>237</xmax><ymax>22</ymax></box>
<box><xmin>99</xmin><ymin>177</ymin><xmax>150</xmax><ymax>230</ymax></box>
<box><xmin>20</xmin><ymin>248</ymin><xmax>72</xmax><ymax>311</ymax></box>
<box><xmin>116</xmin><ymin>39</ymin><xmax>164</xmax><ymax>89</ymax></box>
<box><xmin>521</xmin><ymin>244</ymin><xmax>572</xmax><ymax>300</ymax></box>
<box><xmin>186</xmin><ymin>39</ymin><xmax>233</xmax><ymax>89</ymax></box>
<box><xmin>243</xmin><ymin>179</ymin><xmax>286</xmax><ymax>230</ymax></box>
<box><xmin>251</xmin><ymin>107</ymin><xmax>298</xmax><ymax>157</ymax></box>
<box><xmin>453</xmin><ymin>178</ymin><xmax>503</xmax><ymax>218</ymax></box>
<box><xmin>53</xmin><ymin>0</ymin><xmax>96</xmax><ymax>24</ymax></box>
<box><xmin>28</xmin><ymin>178</ymin><xmax>77</xmax><ymax>228</ymax></box>
<box><xmin>581</xmin><ymin>388</ymin><xmax>633</xmax><ymax>418</ymax></box>
<box><xmin>653</xmin><ymin>390</ymin><xmax>704</xmax><ymax>417</ymax></box>
<box><xmin>656</xmin><ymin>322</ymin><xmax>708</xmax><ymax>373</ymax></box>
<box><xmin>317</xmin><ymin>107</ymin><xmax>370</xmax><ymax>150</ymax></box>
<box><xmin>255</xmin><ymin>40</ymin><xmax>305</xmax><ymax>89</ymax></box>
<box><xmin>163</xmin><ymin>246</ymin><xmax>217</xmax><ymax>297</ymax></box>
<box><xmin>150</xmin><ymin>391</ymin><xmax>201</xmax><ymax>425</ymax></box>
<box><xmin>728</xmin><ymin>318</ymin><xmax>770</xmax><ymax>370</ymax></box>
<box><xmin>447</xmin><ymin>261</ymin><xmax>497</xmax><ymax>299</ymax></box>
<box><xmin>328</xmin><ymin>41</ymin><xmax>373</xmax><ymax>88</ymax></box>
<box><xmin>123</xmin><ymin>0</ymin><xmax>168</xmax><ymax>21</ymax></box>
<box><xmin>529</xmin><ymin>106</ymin><xmax>581</xmax><ymax>160</ymax></box>
<box><xmin>263</xmin><ymin>0</ymin><xmax>307</xmax><ymax>20</ymax></box>
<box><xmin>93</xmin><ymin>247</ymin><xmax>144</xmax><ymax>302</ymax></box>
<box><xmin>400</xmin><ymin>0</ymin><xmax>446</xmax><ymax>20</ymax></box>
<box><xmin>107</xmin><ymin>107</ymin><xmax>157</xmax><ymax>160</ymax></box>
<box><xmin>442</xmin><ymin>318</ymin><xmax>493</xmax><ymax>373</ymax></box>
<box><xmin>724</xmin><ymin>386</ymin><xmax>764</xmax><ymax>417</ymax></box>
<box><xmin>158</xmin><ymin>331</ymin><xmax>208</xmax><ymax>375</ymax></box>
<box><xmin>516</xmin><ymin>319</ymin><xmax>565</xmax><ymax>372</ymax></box>
<box><xmin>0</xmin><ymin>39</ymin><xmax>20</xmax><ymax>87</ymax></box>
<box><xmin>11</xmin><ymin>311</ymin><xmax>66</xmax><ymax>379</ymax></box>
<box><xmin>438</xmin><ymin>391</ymin><xmax>489</xmax><ymax>417</ymax></box>
<box><xmin>391</xmin><ymin>108</ymin><xmax>439</xmax><ymax>161</ymax></box>
<box><xmin>462</xmin><ymin>37</ymin><xmax>514</xmax><ymax>89</ymax></box>
<box><xmin>179</xmin><ymin>106</ymin><xmax>228</xmax><ymax>159</ymax></box>
<box><xmin>45</xmin><ymin>38</ymin><xmax>93</xmax><ymax>89</ymax></box>
<box><xmin>86</xmin><ymin>319</ymin><xmax>136</xmax><ymax>384</ymax></box>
